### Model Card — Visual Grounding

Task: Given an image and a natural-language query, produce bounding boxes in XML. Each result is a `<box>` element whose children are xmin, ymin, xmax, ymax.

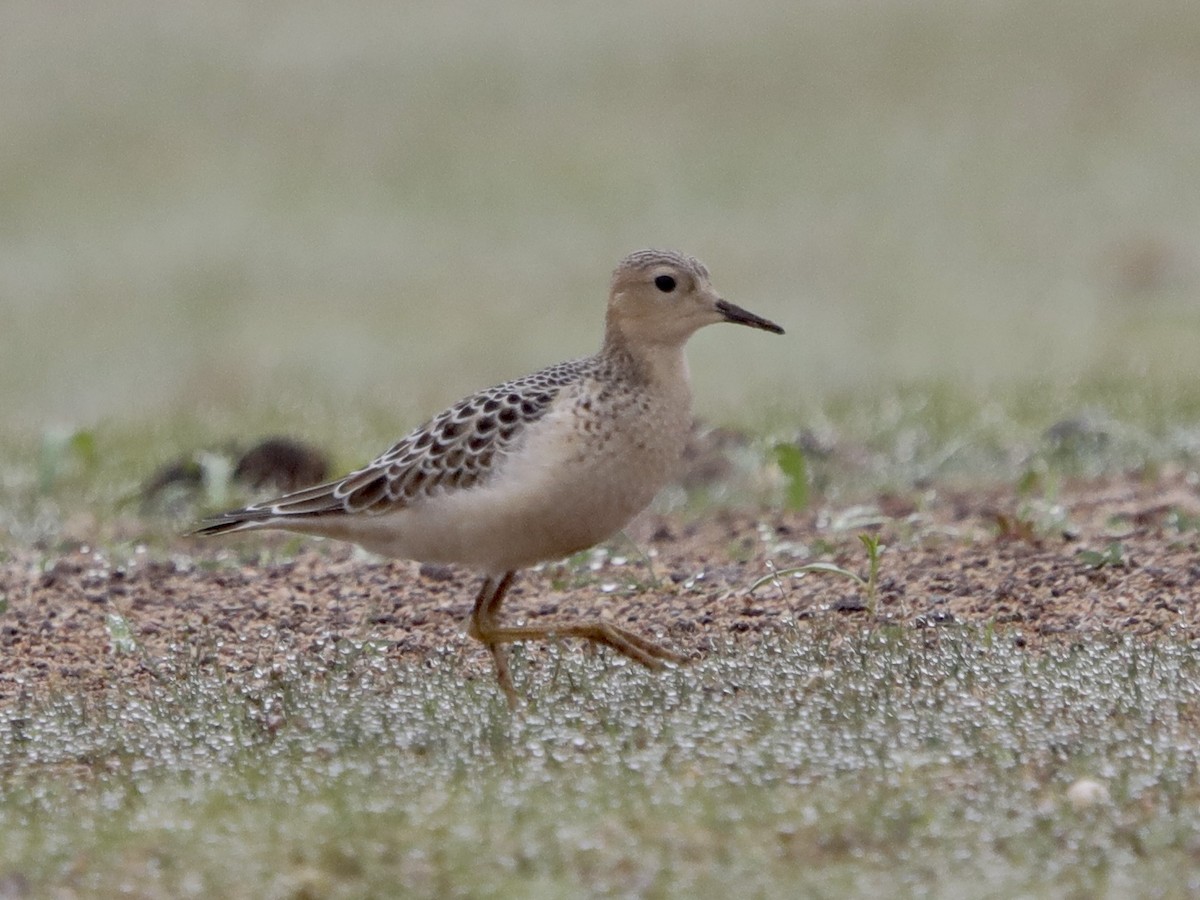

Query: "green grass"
<box><xmin>4</xmin><ymin>372</ymin><xmax>1199</xmax><ymax>555</ymax></box>
<box><xmin>4</xmin><ymin>628</ymin><xmax>1200</xmax><ymax>897</ymax></box>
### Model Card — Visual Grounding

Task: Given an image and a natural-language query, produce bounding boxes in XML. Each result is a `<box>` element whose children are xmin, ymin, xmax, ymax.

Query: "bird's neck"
<box><xmin>598</xmin><ymin>332</ymin><xmax>692</xmax><ymax>397</ymax></box>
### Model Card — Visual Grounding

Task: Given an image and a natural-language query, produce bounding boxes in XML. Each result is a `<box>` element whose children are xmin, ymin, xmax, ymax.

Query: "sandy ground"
<box><xmin>3</xmin><ymin>471</ymin><xmax>1199</xmax><ymax>703</ymax></box>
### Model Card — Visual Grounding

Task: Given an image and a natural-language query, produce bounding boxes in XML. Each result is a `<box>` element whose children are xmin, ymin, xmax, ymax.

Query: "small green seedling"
<box><xmin>105</xmin><ymin>613</ymin><xmax>138</xmax><ymax>655</ymax></box>
<box><xmin>750</xmin><ymin>532</ymin><xmax>885</xmax><ymax>615</ymax></box>
<box><xmin>1167</xmin><ymin>509</ymin><xmax>1200</xmax><ymax>533</ymax></box>
<box><xmin>858</xmin><ymin>532</ymin><xmax>883</xmax><ymax>606</ymax></box>
<box><xmin>1076</xmin><ymin>542</ymin><xmax>1125</xmax><ymax>570</ymax></box>
<box><xmin>772</xmin><ymin>442</ymin><xmax>809</xmax><ymax>510</ymax></box>
<box><xmin>38</xmin><ymin>427</ymin><xmax>98</xmax><ymax>494</ymax></box>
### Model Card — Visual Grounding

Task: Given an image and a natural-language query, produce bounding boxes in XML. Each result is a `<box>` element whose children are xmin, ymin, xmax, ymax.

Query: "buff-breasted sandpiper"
<box><xmin>197</xmin><ymin>249</ymin><xmax>784</xmax><ymax>704</ymax></box>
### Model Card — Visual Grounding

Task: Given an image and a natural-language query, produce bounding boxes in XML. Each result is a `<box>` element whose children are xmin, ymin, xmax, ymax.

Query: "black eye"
<box><xmin>654</xmin><ymin>274</ymin><xmax>677</xmax><ymax>293</ymax></box>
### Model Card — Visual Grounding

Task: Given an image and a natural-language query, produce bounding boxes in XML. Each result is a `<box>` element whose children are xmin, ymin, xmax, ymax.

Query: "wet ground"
<box><xmin>3</xmin><ymin>470</ymin><xmax>1199</xmax><ymax>703</ymax></box>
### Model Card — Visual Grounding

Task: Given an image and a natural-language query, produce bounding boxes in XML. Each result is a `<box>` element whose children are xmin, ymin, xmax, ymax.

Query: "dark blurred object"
<box><xmin>140</xmin><ymin>459</ymin><xmax>204</xmax><ymax>499</ymax></box>
<box><xmin>232</xmin><ymin>437</ymin><xmax>329</xmax><ymax>492</ymax></box>
<box><xmin>140</xmin><ymin>437</ymin><xmax>329</xmax><ymax>509</ymax></box>
<box><xmin>1043</xmin><ymin>417</ymin><xmax>1110</xmax><ymax>456</ymax></box>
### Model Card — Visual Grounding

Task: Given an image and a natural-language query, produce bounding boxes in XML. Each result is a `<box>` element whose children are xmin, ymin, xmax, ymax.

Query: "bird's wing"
<box><xmin>195</xmin><ymin>359</ymin><xmax>588</xmax><ymax>534</ymax></box>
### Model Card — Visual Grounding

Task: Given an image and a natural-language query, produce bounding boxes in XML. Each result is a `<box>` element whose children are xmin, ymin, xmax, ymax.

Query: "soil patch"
<box><xmin>3</xmin><ymin>471</ymin><xmax>1199</xmax><ymax>702</ymax></box>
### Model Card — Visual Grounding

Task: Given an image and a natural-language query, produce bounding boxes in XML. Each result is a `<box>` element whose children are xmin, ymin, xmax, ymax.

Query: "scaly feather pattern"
<box><xmin>196</xmin><ymin>358</ymin><xmax>591</xmax><ymax>533</ymax></box>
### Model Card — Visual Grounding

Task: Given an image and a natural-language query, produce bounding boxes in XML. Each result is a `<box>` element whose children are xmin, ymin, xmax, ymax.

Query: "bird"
<box><xmin>197</xmin><ymin>249</ymin><xmax>784</xmax><ymax>704</ymax></box>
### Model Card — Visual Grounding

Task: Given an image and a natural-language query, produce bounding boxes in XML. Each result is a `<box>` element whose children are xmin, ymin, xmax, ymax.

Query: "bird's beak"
<box><xmin>715</xmin><ymin>299</ymin><xmax>784</xmax><ymax>334</ymax></box>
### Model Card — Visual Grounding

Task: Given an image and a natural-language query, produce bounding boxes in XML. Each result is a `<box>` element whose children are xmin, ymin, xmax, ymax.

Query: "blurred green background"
<box><xmin>3</xmin><ymin>0</ymin><xmax>1199</xmax><ymax>438</ymax></box>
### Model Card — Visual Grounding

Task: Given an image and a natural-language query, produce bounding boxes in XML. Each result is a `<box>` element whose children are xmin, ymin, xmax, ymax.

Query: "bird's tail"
<box><xmin>192</xmin><ymin>511</ymin><xmax>278</xmax><ymax>537</ymax></box>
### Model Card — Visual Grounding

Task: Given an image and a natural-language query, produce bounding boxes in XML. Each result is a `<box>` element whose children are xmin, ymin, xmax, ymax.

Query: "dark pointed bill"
<box><xmin>715</xmin><ymin>299</ymin><xmax>784</xmax><ymax>334</ymax></box>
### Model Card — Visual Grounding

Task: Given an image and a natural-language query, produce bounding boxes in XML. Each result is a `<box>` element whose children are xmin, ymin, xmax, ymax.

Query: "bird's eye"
<box><xmin>654</xmin><ymin>274</ymin><xmax>677</xmax><ymax>293</ymax></box>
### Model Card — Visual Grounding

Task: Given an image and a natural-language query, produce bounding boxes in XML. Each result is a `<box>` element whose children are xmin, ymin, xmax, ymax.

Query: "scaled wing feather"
<box><xmin>195</xmin><ymin>359</ymin><xmax>589</xmax><ymax>535</ymax></box>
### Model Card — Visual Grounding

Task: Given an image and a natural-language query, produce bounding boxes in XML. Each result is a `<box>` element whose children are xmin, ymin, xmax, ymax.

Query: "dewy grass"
<box><xmin>4</xmin><ymin>628</ymin><xmax>1200</xmax><ymax>897</ymax></box>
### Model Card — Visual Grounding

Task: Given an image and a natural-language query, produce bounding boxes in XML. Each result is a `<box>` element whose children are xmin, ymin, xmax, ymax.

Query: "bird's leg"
<box><xmin>468</xmin><ymin>572</ymin><xmax>519</xmax><ymax>708</ymax></box>
<box><xmin>468</xmin><ymin>570</ymin><xmax>686</xmax><ymax>703</ymax></box>
<box><xmin>525</xmin><ymin>620</ymin><xmax>688</xmax><ymax>668</ymax></box>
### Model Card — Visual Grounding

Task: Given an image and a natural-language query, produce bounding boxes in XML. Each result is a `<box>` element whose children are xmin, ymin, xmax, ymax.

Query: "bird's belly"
<box><xmin>342</xmin><ymin>413</ymin><xmax>686</xmax><ymax>572</ymax></box>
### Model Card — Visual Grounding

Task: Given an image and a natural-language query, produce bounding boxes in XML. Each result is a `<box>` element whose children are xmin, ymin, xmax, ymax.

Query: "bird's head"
<box><xmin>605</xmin><ymin>249</ymin><xmax>783</xmax><ymax>349</ymax></box>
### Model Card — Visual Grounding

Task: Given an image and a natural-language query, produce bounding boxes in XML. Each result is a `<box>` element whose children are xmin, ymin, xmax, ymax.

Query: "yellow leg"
<box><xmin>467</xmin><ymin>573</ymin><xmax>520</xmax><ymax>708</ymax></box>
<box><xmin>467</xmin><ymin>571</ymin><xmax>687</xmax><ymax>705</ymax></box>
